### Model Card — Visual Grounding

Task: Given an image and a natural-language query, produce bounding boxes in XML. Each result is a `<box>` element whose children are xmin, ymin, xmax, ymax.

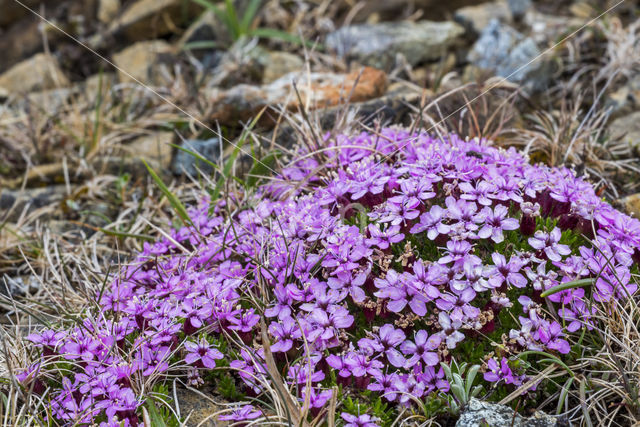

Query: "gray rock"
<box><xmin>609</xmin><ymin>111</ymin><xmax>640</xmax><ymax>148</ymax></box>
<box><xmin>0</xmin><ymin>185</ymin><xmax>67</xmax><ymax>222</ymax></box>
<box><xmin>457</xmin><ymin>398</ymin><xmax>558</xmax><ymax>427</ymax></box>
<box><xmin>467</xmin><ymin>19</ymin><xmax>549</xmax><ymax>92</ymax></box>
<box><xmin>127</xmin><ymin>132</ymin><xmax>174</xmax><ymax>169</ymax></box>
<box><xmin>508</xmin><ymin>0</ymin><xmax>532</xmax><ymax>20</ymax></box>
<box><xmin>262</xmin><ymin>51</ymin><xmax>304</xmax><ymax>84</ymax></box>
<box><xmin>454</xmin><ymin>1</ymin><xmax>512</xmax><ymax>35</ymax></box>
<box><xmin>178</xmin><ymin>10</ymin><xmax>225</xmax><ymax>52</ymax></box>
<box><xmin>326</xmin><ymin>20</ymin><xmax>464</xmax><ymax>70</ymax></box>
<box><xmin>175</xmin><ymin>387</ymin><xmax>228</xmax><ymax>426</ymax></box>
<box><xmin>172</xmin><ymin>138</ymin><xmax>221</xmax><ymax>176</ymax></box>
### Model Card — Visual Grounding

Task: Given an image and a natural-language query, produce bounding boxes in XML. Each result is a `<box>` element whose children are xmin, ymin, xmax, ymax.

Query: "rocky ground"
<box><xmin>1</xmin><ymin>0</ymin><xmax>640</xmax><ymax>425</ymax></box>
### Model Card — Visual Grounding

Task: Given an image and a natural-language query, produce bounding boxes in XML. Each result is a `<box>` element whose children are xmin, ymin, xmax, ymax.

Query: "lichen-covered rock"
<box><xmin>326</xmin><ymin>20</ymin><xmax>464</xmax><ymax>70</ymax></box>
<box><xmin>457</xmin><ymin>398</ymin><xmax>558</xmax><ymax>427</ymax></box>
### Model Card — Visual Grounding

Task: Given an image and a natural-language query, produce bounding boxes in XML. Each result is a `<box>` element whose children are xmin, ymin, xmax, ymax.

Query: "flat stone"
<box><xmin>127</xmin><ymin>132</ymin><xmax>174</xmax><ymax>169</ymax></box>
<box><xmin>108</xmin><ymin>0</ymin><xmax>201</xmax><ymax>42</ymax></box>
<box><xmin>98</xmin><ymin>0</ymin><xmax>121</xmax><ymax>24</ymax></box>
<box><xmin>454</xmin><ymin>1</ymin><xmax>512</xmax><ymax>34</ymax></box>
<box><xmin>262</xmin><ymin>51</ymin><xmax>304</xmax><ymax>84</ymax></box>
<box><xmin>467</xmin><ymin>19</ymin><xmax>549</xmax><ymax>92</ymax></box>
<box><xmin>171</xmin><ymin>138</ymin><xmax>221</xmax><ymax>176</ymax></box>
<box><xmin>325</xmin><ymin>20</ymin><xmax>464</xmax><ymax>70</ymax></box>
<box><xmin>209</xmin><ymin>66</ymin><xmax>388</xmax><ymax>127</ymax></box>
<box><xmin>609</xmin><ymin>111</ymin><xmax>640</xmax><ymax>148</ymax></box>
<box><xmin>456</xmin><ymin>398</ymin><xmax>558</xmax><ymax>427</ymax></box>
<box><xmin>0</xmin><ymin>53</ymin><xmax>70</xmax><ymax>94</ymax></box>
<box><xmin>112</xmin><ymin>40</ymin><xmax>174</xmax><ymax>84</ymax></box>
<box><xmin>508</xmin><ymin>0</ymin><xmax>532</xmax><ymax>20</ymax></box>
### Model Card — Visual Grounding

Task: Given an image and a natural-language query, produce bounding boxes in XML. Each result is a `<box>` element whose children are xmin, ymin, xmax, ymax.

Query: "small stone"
<box><xmin>608</xmin><ymin>111</ymin><xmax>640</xmax><ymax>148</ymax></box>
<box><xmin>262</xmin><ymin>51</ymin><xmax>304</xmax><ymax>84</ymax></box>
<box><xmin>108</xmin><ymin>0</ymin><xmax>201</xmax><ymax>42</ymax></box>
<box><xmin>524</xmin><ymin>11</ymin><xmax>584</xmax><ymax>44</ymax></box>
<box><xmin>467</xmin><ymin>19</ymin><xmax>549</xmax><ymax>92</ymax></box>
<box><xmin>209</xmin><ymin>66</ymin><xmax>388</xmax><ymax>127</ymax></box>
<box><xmin>622</xmin><ymin>193</ymin><xmax>640</xmax><ymax>218</ymax></box>
<box><xmin>325</xmin><ymin>20</ymin><xmax>464</xmax><ymax>70</ymax></box>
<box><xmin>112</xmin><ymin>40</ymin><xmax>174</xmax><ymax>84</ymax></box>
<box><xmin>98</xmin><ymin>0</ymin><xmax>121</xmax><ymax>24</ymax></box>
<box><xmin>454</xmin><ymin>1</ymin><xmax>512</xmax><ymax>35</ymax></box>
<box><xmin>0</xmin><ymin>53</ymin><xmax>70</xmax><ymax>94</ymax></box>
<box><xmin>127</xmin><ymin>132</ymin><xmax>174</xmax><ymax>169</ymax></box>
<box><xmin>456</xmin><ymin>398</ymin><xmax>558</xmax><ymax>427</ymax></box>
<box><xmin>172</xmin><ymin>138</ymin><xmax>221</xmax><ymax>176</ymax></box>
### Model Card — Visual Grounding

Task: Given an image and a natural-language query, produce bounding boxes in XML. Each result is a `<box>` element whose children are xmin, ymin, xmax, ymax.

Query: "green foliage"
<box><xmin>188</xmin><ymin>0</ymin><xmax>309</xmax><ymax>47</ymax></box>
<box><xmin>341</xmin><ymin>394</ymin><xmax>395</xmax><ymax>426</ymax></box>
<box><xmin>440</xmin><ymin>360</ymin><xmax>483</xmax><ymax>416</ymax></box>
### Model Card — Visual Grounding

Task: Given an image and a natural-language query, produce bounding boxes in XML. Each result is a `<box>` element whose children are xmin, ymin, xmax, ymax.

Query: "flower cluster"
<box><xmin>20</xmin><ymin>129</ymin><xmax>640</xmax><ymax>424</ymax></box>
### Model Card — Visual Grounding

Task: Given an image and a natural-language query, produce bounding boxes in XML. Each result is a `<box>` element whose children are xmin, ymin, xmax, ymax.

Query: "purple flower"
<box><xmin>366</xmin><ymin>224</ymin><xmax>405</xmax><ymax>249</ymax></box>
<box><xmin>184</xmin><ymin>338</ymin><xmax>223</xmax><ymax>368</ymax></box>
<box><xmin>219</xmin><ymin>404</ymin><xmax>262</xmax><ymax>421</ymax></box>
<box><xmin>484</xmin><ymin>357</ymin><xmax>516</xmax><ymax>384</ymax></box>
<box><xmin>269</xmin><ymin>317</ymin><xmax>301</xmax><ymax>353</ymax></box>
<box><xmin>458</xmin><ymin>180</ymin><xmax>495</xmax><ymax>206</ymax></box>
<box><xmin>359</xmin><ymin>324</ymin><xmax>406</xmax><ymax>367</ymax></box>
<box><xmin>487</xmin><ymin>253</ymin><xmax>527</xmax><ymax>288</ymax></box>
<box><xmin>410</xmin><ymin>205</ymin><xmax>450</xmax><ymax>239</ymax></box>
<box><xmin>400</xmin><ymin>330</ymin><xmax>441</xmax><ymax>366</ymax></box>
<box><xmin>437</xmin><ymin>312</ymin><xmax>465</xmax><ymax>349</ymax></box>
<box><xmin>341</xmin><ymin>412</ymin><xmax>381</xmax><ymax>427</ymax></box>
<box><xmin>528</xmin><ymin>228</ymin><xmax>571</xmax><ymax>262</ymax></box>
<box><xmin>477</xmin><ymin>205</ymin><xmax>519</xmax><ymax>243</ymax></box>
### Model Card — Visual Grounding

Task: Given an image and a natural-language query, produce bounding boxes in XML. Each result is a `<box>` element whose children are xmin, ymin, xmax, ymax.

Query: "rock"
<box><xmin>467</xmin><ymin>19</ymin><xmax>549</xmax><ymax>92</ymax></box>
<box><xmin>507</xmin><ymin>0</ymin><xmax>532</xmax><ymax>20</ymax></box>
<box><xmin>454</xmin><ymin>1</ymin><xmax>512</xmax><ymax>35</ymax></box>
<box><xmin>98</xmin><ymin>0</ymin><xmax>121</xmax><ymax>24</ymax></box>
<box><xmin>1</xmin><ymin>276</ymin><xmax>40</xmax><ymax>299</ymax></box>
<box><xmin>112</xmin><ymin>40</ymin><xmax>174</xmax><ymax>84</ymax></box>
<box><xmin>171</xmin><ymin>138</ymin><xmax>221</xmax><ymax>176</ymax></box>
<box><xmin>10</xmin><ymin>87</ymin><xmax>77</xmax><ymax>114</ymax></box>
<box><xmin>108</xmin><ymin>0</ymin><xmax>201</xmax><ymax>42</ymax></box>
<box><xmin>325</xmin><ymin>20</ymin><xmax>464</xmax><ymax>70</ymax></box>
<box><xmin>175</xmin><ymin>387</ymin><xmax>227</xmax><ymax>427</ymax></box>
<box><xmin>262</xmin><ymin>52</ymin><xmax>304</xmax><ymax>84</ymax></box>
<box><xmin>622</xmin><ymin>193</ymin><xmax>640</xmax><ymax>218</ymax></box>
<box><xmin>82</xmin><ymin>72</ymin><xmax>117</xmax><ymax>101</ymax></box>
<box><xmin>608</xmin><ymin>111</ymin><xmax>640</xmax><ymax>147</ymax></box>
<box><xmin>127</xmin><ymin>132</ymin><xmax>174</xmax><ymax>169</ymax></box>
<box><xmin>209</xmin><ymin>66</ymin><xmax>388</xmax><ymax>127</ymax></box>
<box><xmin>456</xmin><ymin>398</ymin><xmax>558</xmax><ymax>427</ymax></box>
<box><xmin>0</xmin><ymin>53</ymin><xmax>70</xmax><ymax>94</ymax></box>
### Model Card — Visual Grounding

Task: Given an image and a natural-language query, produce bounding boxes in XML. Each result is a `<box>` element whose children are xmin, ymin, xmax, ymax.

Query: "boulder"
<box><xmin>209</xmin><ymin>67</ymin><xmax>388</xmax><ymax>127</ymax></box>
<box><xmin>171</xmin><ymin>138</ymin><xmax>221</xmax><ymax>176</ymax></box>
<box><xmin>456</xmin><ymin>398</ymin><xmax>558</xmax><ymax>427</ymax></box>
<box><xmin>325</xmin><ymin>20</ymin><xmax>464</xmax><ymax>70</ymax></box>
<box><xmin>0</xmin><ymin>53</ymin><xmax>70</xmax><ymax>94</ymax></box>
<box><xmin>112</xmin><ymin>40</ymin><xmax>174</xmax><ymax>84</ymax></box>
<box><xmin>467</xmin><ymin>19</ymin><xmax>549</xmax><ymax>92</ymax></box>
<box><xmin>454</xmin><ymin>1</ymin><xmax>512</xmax><ymax>35</ymax></box>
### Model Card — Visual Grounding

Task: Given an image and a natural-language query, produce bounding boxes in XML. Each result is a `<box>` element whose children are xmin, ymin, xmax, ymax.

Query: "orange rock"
<box><xmin>209</xmin><ymin>67</ymin><xmax>388</xmax><ymax>127</ymax></box>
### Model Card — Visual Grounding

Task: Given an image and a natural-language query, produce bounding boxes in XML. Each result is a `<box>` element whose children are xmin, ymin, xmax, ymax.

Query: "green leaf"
<box><xmin>540</xmin><ymin>278</ymin><xmax>594</xmax><ymax>298</ymax></box>
<box><xmin>99</xmin><ymin>227</ymin><xmax>154</xmax><ymax>241</ymax></box>
<box><xmin>246</xmin><ymin>151</ymin><xmax>279</xmax><ymax>188</ymax></box>
<box><xmin>181</xmin><ymin>40</ymin><xmax>223</xmax><ymax>51</ymax></box>
<box><xmin>191</xmin><ymin>0</ymin><xmax>238</xmax><ymax>39</ymax></box>
<box><xmin>240</xmin><ymin>0</ymin><xmax>262</xmax><ymax>33</ymax></box>
<box><xmin>142</xmin><ymin>159</ymin><xmax>192</xmax><ymax>227</ymax></box>
<box><xmin>144</xmin><ymin>400</ymin><xmax>169</xmax><ymax>427</ymax></box>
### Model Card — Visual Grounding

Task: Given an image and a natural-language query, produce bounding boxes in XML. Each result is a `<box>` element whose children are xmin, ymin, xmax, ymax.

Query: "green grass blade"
<box><xmin>98</xmin><ymin>227</ymin><xmax>155</xmax><ymax>241</ymax></box>
<box><xmin>142</xmin><ymin>159</ymin><xmax>192</xmax><ymax>227</ymax></box>
<box><xmin>246</xmin><ymin>151</ymin><xmax>279</xmax><ymax>188</ymax></box>
<box><xmin>540</xmin><ymin>278</ymin><xmax>594</xmax><ymax>298</ymax></box>
<box><xmin>191</xmin><ymin>0</ymin><xmax>237</xmax><ymax>39</ymax></box>
<box><xmin>224</xmin><ymin>0</ymin><xmax>241</xmax><ymax>39</ymax></box>
<box><xmin>241</xmin><ymin>0</ymin><xmax>262</xmax><ymax>33</ymax></box>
